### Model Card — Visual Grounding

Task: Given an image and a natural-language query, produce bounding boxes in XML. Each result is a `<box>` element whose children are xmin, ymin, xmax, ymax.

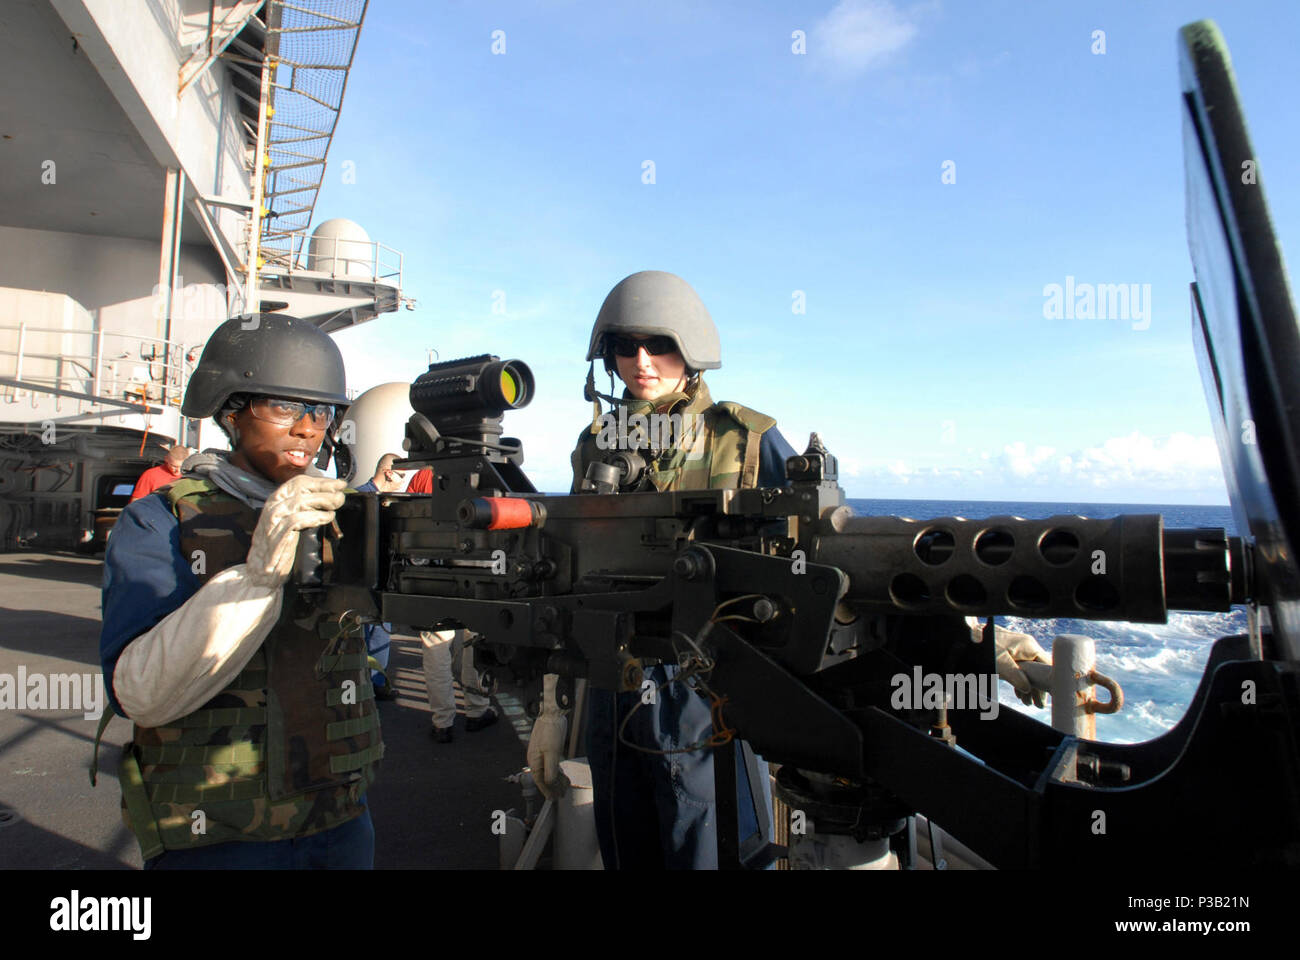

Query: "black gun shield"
<box><xmin>1181</xmin><ymin>20</ymin><xmax>1300</xmax><ymax>659</ymax></box>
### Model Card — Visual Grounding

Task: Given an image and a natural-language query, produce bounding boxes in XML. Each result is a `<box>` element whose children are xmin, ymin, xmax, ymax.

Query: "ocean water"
<box><xmin>845</xmin><ymin>498</ymin><xmax>1246</xmax><ymax>744</ymax></box>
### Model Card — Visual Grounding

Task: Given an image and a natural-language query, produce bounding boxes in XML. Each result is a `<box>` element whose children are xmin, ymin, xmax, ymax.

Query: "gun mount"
<box><xmin>308</xmin><ymin>418</ymin><xmax>1291</xmax><ymax>868</ymax></box>
<box><xmin>298</xmin><ymin>21</ymin><xmax>1300</xmax><ymax>870</ymax></box>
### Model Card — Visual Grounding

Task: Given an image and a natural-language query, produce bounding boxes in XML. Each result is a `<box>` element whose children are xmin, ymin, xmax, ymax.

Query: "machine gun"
<box><xmin>301</xmin><ymin>21</ymin><xmax>1300</xmax><ymax>869</ymax></box>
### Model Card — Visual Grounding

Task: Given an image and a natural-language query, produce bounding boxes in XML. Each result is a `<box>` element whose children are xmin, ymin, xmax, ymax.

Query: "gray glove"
<box><xmin>246</xmin><ymin>475</ymin><xmax>348</xmax><ymax>588</ymax></box>
<box><xmin>993</xmin><ymin>626</ymin><xmax>1051</xmax><ymax>708</ymax></box>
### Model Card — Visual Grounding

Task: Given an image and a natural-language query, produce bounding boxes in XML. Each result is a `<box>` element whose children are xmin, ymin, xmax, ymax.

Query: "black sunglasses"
<box><xmin>608</xmin><ymin>335</ymin><xmax>679</xmax><ymax>358</ymax></box>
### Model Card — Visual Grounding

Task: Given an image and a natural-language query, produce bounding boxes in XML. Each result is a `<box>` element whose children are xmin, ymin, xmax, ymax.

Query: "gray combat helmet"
<box><xmin>181</xmin><ymin>313</ymin><xmax>349</xmax><ymax>418</ymax></box>
<box><xmin>587</xmin><ymin>271</ymin><xmax>721</xmax><ymax>371</ymax></box>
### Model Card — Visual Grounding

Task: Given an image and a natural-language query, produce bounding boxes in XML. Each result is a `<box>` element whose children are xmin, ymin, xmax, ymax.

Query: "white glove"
<box><xmin>969</xmin><ymin>619</ymin><xmax>1052</xmax><ymax>708</ymax></box>
<box><xmin>526</xmin><ymin>673</ymin><xmax>570</xmax><ymax>800</ymax></box>
<box><xmin>114</xmin><ymin>475</ymin><xmax>347</xmax><ymax>727</ymax></box>
<box><xmin>246</xmin><ymin>475</ymin><xmax>347</xmax><ymax>588</ymax></box>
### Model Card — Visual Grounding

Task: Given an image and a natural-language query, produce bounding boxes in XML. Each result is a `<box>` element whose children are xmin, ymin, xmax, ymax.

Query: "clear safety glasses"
<box><xmin>246</xmin><ymin>395</ymin><xmax>337</xmax><ymax>428</ymax></box>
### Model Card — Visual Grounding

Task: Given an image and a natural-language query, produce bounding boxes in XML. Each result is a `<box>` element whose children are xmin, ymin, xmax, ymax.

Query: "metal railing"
<box><xmin>257</xmin><ymin>230</ymin><xmax>403</xmax><ymax>286</ymax></box>
<box><xmin>0</xmin><ymin>323</ymin><xmax>194</xmax><ymax>413</ymax></box>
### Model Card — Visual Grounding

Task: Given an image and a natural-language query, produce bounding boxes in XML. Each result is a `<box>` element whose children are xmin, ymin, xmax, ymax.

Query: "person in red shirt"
<box><xmin>406</xmin><ymin>467</ymin><xmax>432</xmax><ymax>493</ymax></box>
<box><xmin>129</xmin><ymin>445</ymin><xmax>191</xmax><ymax>502</ymax></box>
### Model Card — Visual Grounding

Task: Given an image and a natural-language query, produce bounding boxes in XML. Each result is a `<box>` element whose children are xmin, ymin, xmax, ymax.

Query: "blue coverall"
<box><xmin>587</xmin><ymin>427</ymin><xmax>796</xmax><ymax>869</ymax></box>
<box><xmin>355</xmin><ymin>480</ymin><xmax>395</xmax><ymax>693</ymax></box>
<box><xmin>99</xmin><ymin>491</ymin><xmax>374</xmax><ymax>870</ymax></box>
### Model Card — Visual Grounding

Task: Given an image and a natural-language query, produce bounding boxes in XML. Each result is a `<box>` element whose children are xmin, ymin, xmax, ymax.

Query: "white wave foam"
<box><xmin>1095</xmin><ymin>698</ymin><xmax>1182</xmax><ymax>744</ymax></box>
<box><xmin>999</xmin><ymin>609</ymin><xmax>1246</xmax><ymax>651</ymax></box>
<box><xmin>1096</xmin><ymin>644</ymin><xmax>1202</xmax><ymax>678</ymax></box>
<box><xmin>960</xmin><ymin>608</ymin><xmax>1248</xmax><ymax>743</ymax></box>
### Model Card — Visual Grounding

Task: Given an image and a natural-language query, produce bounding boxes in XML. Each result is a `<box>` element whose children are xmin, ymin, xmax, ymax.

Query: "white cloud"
<box><xmin>812</xmin><ymin>0</ymin><xmax>922</xmax><ymax>76</ymax></box>
<box><xmin>839</xmin><ymin>456</ymin><xmax>863</xmax><ymax>477</ymax></box>
<box><xmin>998</xmin><ymin>441</ymin><xmax>1056</xmax><ymax>479</ymax></box>
<box><xmin>1065</xmin><ymin>432</ymin><xmax>1222</xmax><ymax>490</ymax></box>
<box><xmin>986</xmin><ymin>433</ymin><xmax>1222</xmax><ymax>491</ymax></box>
<box><xmin>842</xmin><ymin>431</ymin><xmax>1226</xmax><ymax>500</ymax></box>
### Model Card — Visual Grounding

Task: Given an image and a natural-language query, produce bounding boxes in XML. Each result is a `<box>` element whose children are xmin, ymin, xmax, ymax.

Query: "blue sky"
<box><xmin>318</xmin><ymin>0</ymin><xmax>1300</xmax><ymax>501</ymax></box>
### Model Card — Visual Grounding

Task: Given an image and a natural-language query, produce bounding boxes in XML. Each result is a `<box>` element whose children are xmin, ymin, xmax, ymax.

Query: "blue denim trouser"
<box><xmin>143</xmin><ymin>804</ymin><xmax>375</xmax><ymax>869</ymax></box>
<box><xmin>587</xmin><ymin>665</ymin><xmax>769</xmax><ymax>869</ymax></box>
<box><xmin>366</xmin><ymin>622</ymin><xmax>392</xmax><ymax>690</ymax></box>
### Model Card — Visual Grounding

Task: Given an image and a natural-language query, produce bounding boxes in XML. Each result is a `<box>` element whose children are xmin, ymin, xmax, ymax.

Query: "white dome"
<box><xmin>309</xmin><ymin>218</ymin><xmax>373</xmax><ymax>278</ymax></box>
<box><xmin>337</xmin><ymin>381</ymin><xmax>414</xmax><ymax>486</ymax></box>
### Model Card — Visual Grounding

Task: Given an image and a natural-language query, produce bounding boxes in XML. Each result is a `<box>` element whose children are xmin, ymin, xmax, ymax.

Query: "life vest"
<box><xmin>98</xmin><ymin>478</ymin><xmax>382</xmax><ymax>859</ymax></box>
<box><xmin>571</xmin><ymin>378</ymin><xmax>776</xmax><ymax>493</ymax></box>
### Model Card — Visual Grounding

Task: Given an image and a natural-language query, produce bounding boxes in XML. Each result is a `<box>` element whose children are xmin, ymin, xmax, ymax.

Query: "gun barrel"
<box><xmin>811</xmin><ymin>511</ymin><xmax>1244</xmax><ymax>622</ymax></box>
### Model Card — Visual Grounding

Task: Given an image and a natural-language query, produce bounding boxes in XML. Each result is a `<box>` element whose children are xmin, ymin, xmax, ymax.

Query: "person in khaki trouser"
<box><xmin>421</xmin><ymin>627</ymin><xmax>496</xmax><ymax>742</ymax></box>
<box><xmin>400</xmin><ymin>469</ymin><xmax>499</xmax><ymax>742</ymax></box>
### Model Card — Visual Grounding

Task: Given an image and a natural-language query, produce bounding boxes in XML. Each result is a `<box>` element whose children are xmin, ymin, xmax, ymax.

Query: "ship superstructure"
<box><xmin>0</xmin><ymin>0</ymin><xmax>400</xmax><ymax>551</ymax></box>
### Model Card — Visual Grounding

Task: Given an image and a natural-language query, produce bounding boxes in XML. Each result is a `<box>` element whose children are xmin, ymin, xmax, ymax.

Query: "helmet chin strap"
<box><xmin>583</xmin><ymin>361</ymin><xmax>623</xmax><ymax>411</ymax></box>
<box><xmin>584</xmin><ymin>361</ymin><xmax>697</xmax><ymax>412</ymax></box>
<box><xmin>315</xmin><ymin>430</ymin><xmax>338</xmax><ymax>472</ymax></box>
<box><xmin>224</xmin><ymin>412</ymin><xmax>242</xmax><ymax>450</ymax></box>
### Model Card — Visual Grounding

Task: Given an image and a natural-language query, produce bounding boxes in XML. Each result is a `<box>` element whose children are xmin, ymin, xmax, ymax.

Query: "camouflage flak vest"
<box><xmin>571</xmin><ymin>378</ymin><xmax>776</xmax><ymax>493</ymax></box>
<box><xmin>114</xmin><ymin>478</ymin><xmax>382</xmax><ymax>860</ymax></box>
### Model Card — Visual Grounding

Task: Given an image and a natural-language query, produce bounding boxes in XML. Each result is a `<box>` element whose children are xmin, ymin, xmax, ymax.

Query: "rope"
<box><xmin>614</xmin><ymin>599</ymin><xmax>752</xmax><ymax>756</ymax></box>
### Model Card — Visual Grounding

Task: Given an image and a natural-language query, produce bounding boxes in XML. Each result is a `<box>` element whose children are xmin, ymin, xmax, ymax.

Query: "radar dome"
<box><xmin>337</xmin><ymin>381</ymin><xmax>415</xmax><ymax>486</ymax></box>
<box><xmin>309</xmin><ymin>218</ymin><xmax>373</xmax><ymax>278</ymax></box>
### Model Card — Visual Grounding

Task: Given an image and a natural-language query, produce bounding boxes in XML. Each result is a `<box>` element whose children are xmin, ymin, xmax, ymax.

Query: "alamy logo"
<box><xmin>150</xmin><ymin>277</ymin><xmax>233</xmax><ymax>324</ymax></box>
<box><xmin>890</xmin><ymin>667</ymin><xmax>999</xmax><ymax>720</ymax></box>
<box><xmin>1043</xmin><ymin>276</ymin><xmax>1152</xmax><ymax>330</ymax></box>
<box><xmin>594</xmin><ymin>407</ymin><xmax>706</xmax><ymax>460</ymax></box>
<box><xmin>0</xmin><ymin>667</ymin><xmax>104</xmax><ymax>720</ymax></box>
<box><xmin>50</xmin><ymin>890</ymin><xmax>151</xmax><ymax>940</ymax></box>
